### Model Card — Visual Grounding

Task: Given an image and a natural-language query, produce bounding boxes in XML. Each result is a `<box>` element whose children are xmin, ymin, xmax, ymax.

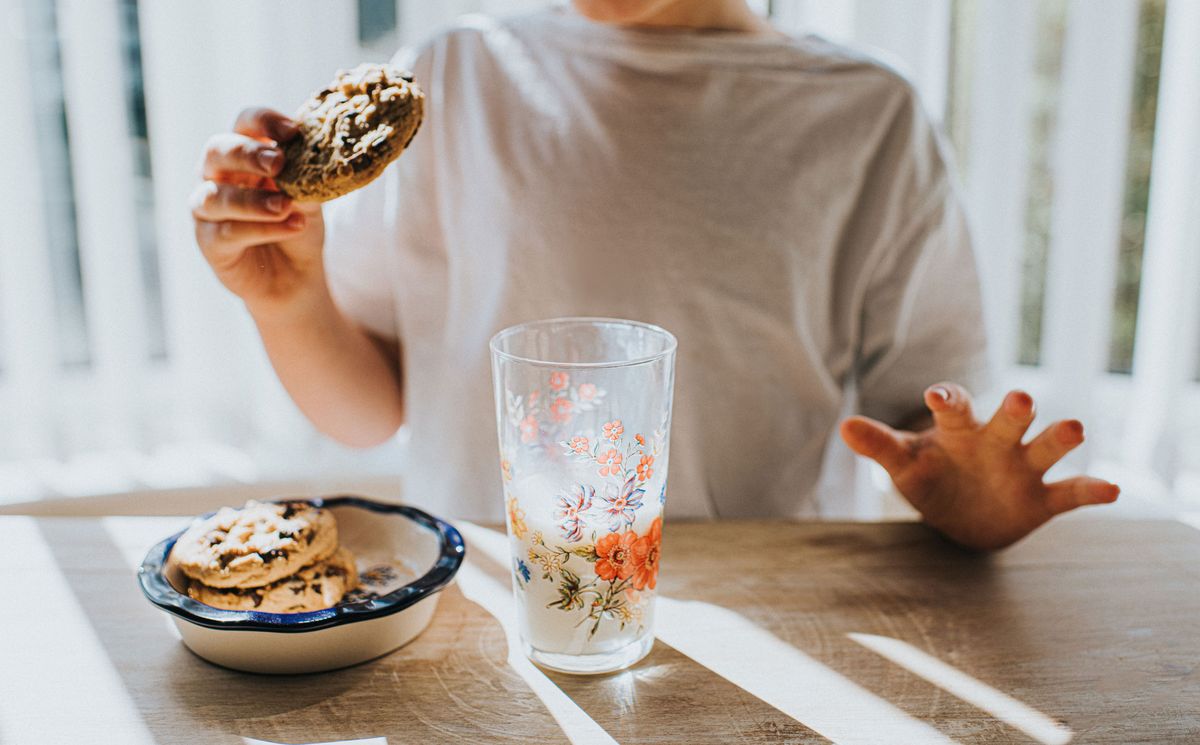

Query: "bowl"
<box><xmin>138</xmin><ymin>496</ymin><xmax>465</xmax><ymax>674</ymax></box>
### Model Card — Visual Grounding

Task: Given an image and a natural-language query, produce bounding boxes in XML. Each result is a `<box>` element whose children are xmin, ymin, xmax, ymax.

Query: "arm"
<box><xmin>251</xmin><ymin>290</ymin><xmax>404</xmax><ymax>448</ymax></box>
<box><xmin>191</xmin><ymin>108</ymin><xmax>404</xmax><ymax>447</ymax></box>
<box><xmin>838</xmin><ymin>90</ymin><xmax>1116</xmax><ymax>549</ymax></box>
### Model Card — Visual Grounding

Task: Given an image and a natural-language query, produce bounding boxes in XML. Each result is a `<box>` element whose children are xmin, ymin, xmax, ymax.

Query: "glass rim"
<box><xmin>489</xmin><ymin>316</ymin><xmax>678</xmax><ymax>370</ymax></box>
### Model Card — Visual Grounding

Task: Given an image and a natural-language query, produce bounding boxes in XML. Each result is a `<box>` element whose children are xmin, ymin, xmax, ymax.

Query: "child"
<box><xmin>190</xmin><ymin>0</ymin><xmax>1118</xmax><ymax>550</ymax></box>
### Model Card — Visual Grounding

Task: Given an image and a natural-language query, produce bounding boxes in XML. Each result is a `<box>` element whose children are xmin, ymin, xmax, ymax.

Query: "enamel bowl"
<box><xmin>138</xmin><ymin>496</ymin><xmax>465</xmax><ymax>674</ymax></box>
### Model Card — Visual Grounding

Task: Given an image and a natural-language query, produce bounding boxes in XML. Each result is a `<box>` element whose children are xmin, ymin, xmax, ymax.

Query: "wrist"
<box><xmin>244</xmin><ymin>279</ymin><xmax>337</xmax><ymax>330</ymax></box>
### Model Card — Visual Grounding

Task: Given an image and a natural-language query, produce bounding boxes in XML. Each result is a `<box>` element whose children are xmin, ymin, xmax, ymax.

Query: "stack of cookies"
<box><xmin>173</xmin><ymin>500</ymin><xmax>358</xmax><ymax>613</ymax></box>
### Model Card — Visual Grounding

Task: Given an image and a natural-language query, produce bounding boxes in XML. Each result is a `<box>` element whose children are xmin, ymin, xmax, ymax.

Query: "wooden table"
<box><xmin>2</xmin><ymin>513</ymin><xmax>1197</xmax><ymax>744</ymax></box>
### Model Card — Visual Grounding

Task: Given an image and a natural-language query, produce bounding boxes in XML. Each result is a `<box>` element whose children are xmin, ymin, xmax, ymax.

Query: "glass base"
<box><xmin>525</xmin><ymin>634</ymin><xmax>654</xmax><ymax>675</ymax></box>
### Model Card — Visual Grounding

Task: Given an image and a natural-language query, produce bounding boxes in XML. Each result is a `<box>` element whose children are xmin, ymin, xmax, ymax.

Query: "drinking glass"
<box><xmin>490</xmin><ymin>317</ymin><xmax>677</xmax><ymax>674</ymax></box>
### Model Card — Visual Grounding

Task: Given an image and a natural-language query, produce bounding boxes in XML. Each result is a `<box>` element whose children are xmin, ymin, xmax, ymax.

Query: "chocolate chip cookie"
<box><xmin>172</xmin><ymin>500</ymin><xmax>338</xmax><ymax>589</ymax></box>
<box><xmin>187</xmin><ymin>547</ymin><xmax>359</xmax><ymax>613</ymax></box>
<box><xmin>275</xmin><ymin>62</ymin><xmax>424</xmax><ymax>202</ymax></box>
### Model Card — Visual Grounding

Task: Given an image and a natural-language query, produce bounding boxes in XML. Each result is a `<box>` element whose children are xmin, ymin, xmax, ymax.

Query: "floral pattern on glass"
<box><xmin>501</xmin><ymin>370</ymin><xmax>667</xmax><ymax>641</ymax></box>
<box><xmin>503</xmin><ymin>376</ymin><xmax>608</xmax><ymax>448</ymax></box>
<box><xmin>506</xmin><ymin>493</ymin><xmax>528</xmax><ymax>540</ymax></box>
<box><xmin>554</xmin><ymin>484</ymin><xmax>595</xmax><ymax>543</ymax></box>
<box><xmin>524</xmin><ymin>518</ymin><xmax>663</xmax><ymax>639</ymax></box>
<box><xmin>514</xmin><ymin>558</ymin><xmax>532</xmax><ymax>585</ymax></box>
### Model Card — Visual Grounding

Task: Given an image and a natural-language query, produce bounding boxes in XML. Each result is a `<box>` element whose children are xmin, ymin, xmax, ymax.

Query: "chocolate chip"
<box><xmin>312</xmin><ymin>583</ymin><xmax>322</xmax><ymax>594</ymax></box>
<box><xmin>258</xmin><ymin>548</ymin><xmax>287</xmax><ymax>563</ymax></box>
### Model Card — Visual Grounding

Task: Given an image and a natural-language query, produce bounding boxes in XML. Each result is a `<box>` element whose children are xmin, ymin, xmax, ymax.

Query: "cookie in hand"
<box><xmin>275</xmin><ymin>63</ymin><xmax>424</xmax><ymax>202</ymax></box>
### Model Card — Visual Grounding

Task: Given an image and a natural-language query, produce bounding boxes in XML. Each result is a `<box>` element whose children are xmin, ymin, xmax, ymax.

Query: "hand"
<box><xmin>839</xmin><ymin>383</ymin><xmax>1120</xmax><ymax>551</ymax></box>
<box><xmin>191</xmin><ymin>108</ymin><xmax>326</xmax><ymax>314</ymax></box>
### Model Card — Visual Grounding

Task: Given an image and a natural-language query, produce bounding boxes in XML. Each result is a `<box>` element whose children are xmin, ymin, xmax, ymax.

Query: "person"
<box><xmin>190</xmin><ymin>0</ymin><xmax>1118</xmax><ymax>551</ymax></box>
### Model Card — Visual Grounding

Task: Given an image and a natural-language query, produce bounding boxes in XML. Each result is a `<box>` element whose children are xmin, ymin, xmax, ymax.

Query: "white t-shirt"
<box><xmin>324</xmin><ymin>8</ymin><xmax>989</xmax><ymax>522</ymax></box>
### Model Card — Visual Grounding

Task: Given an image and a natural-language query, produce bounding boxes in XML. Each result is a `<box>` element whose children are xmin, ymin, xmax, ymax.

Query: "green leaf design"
<box><xmin>570</xmin><ymin>545</ymin><xmax>598</xmax><ymax>561</ymax></box>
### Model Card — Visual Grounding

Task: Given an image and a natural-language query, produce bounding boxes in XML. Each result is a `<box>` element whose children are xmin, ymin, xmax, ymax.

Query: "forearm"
<box><xmin>249</xmin><ymin>288</ymin><xmax>404</xmax><ymax>447</ymax></box>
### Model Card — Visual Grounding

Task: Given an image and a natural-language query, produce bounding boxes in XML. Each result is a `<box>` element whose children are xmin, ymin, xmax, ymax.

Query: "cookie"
<box><xmin>274</xmin><ymin>63</ymin><xmax>424</xmax><ymax>202</ymax></box>
<box><xmin>172</xmin><ymin>500</ymin><xmax>338</xmax><ymax>589</ymax></box>
<box><xmin>187</xmin><ymin>547</ymin><xmax>359</xmax><ymax>613</ymax></box>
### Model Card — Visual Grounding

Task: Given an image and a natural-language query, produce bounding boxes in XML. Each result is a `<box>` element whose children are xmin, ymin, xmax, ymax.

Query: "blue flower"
<box><xmin>555</xmin><ymin>484</ymin><xmax>595</xmax><ymax>543</ymax></box>
<box><xmin>600</xmin><ymin>475</ymin><xmax>646</xmax><ymax>532</ymax></box>
<box><xmin>658</xmin><ymin>480</ymin><xmax>667</xmax><ymax>505</ymax></box>
<box><xmin>514</xmin><ymin>558</ymin><xmax>531</xmax><ymax>585</ymax></box>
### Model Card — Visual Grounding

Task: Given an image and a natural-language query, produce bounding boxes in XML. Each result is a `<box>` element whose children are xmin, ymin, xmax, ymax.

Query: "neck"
<box><xmin>593</xmin><ymin>1</ymin><xmax>776</xmax><ymax>35</ymax></box>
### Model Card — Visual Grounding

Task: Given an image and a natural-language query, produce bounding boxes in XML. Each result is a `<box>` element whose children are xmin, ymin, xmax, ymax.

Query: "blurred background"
<box><xmin>1</xmin><ymin>0</ymin><xmax>1197</xmax><ymax>515</ymax></box>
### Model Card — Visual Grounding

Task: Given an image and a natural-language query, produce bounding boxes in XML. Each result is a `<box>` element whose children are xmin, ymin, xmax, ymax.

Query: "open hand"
<box><xmin>840</xmin><ymin>383</ymin><xmax>1120</xmax><ymax>551</ymax></box>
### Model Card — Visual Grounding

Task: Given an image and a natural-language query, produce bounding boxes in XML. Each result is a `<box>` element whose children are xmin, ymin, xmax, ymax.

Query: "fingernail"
<box><xmin>286</xmin><ymin>213</ymin><xmax>305</xmax><ymax>229</ymax></box>
<box><xmin>265</xmin><ymin>194</ymin><xmax>285</xmax><ymax>213</ymax></box>
<box><xmin>1062</xmin><ymin>420</ymin><xmax>1084</xmax><ymax>441</ymax></box>
<box><xmin>931</xmin><ymin>386</ymin><xmax>950</xmax><ymax>402</ymax></box>
<box><xmin>279</xmin><ymin>119</ymin><xmax>299</xmax><ymax>136</ymax></box>
<box><xmin>258</xmin><ymin>149</ymin><xmax>281</xmax><ymax>173</ymax></box>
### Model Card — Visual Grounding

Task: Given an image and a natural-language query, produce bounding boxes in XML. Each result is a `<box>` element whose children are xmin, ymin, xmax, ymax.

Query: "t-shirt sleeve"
<box><xmin>323</xmin><ymin>171</ymin><xmax>400</xmax><ymax>340</ymax></box>
<box><xmin>853</xmin><ymin>86</ymin><xmax>991</xmax><ymax>427</ymax></box>
<box><xmin>322</xmin><ymin>44</ymin><xmax>430</xmax><ymax>342</ymax></box>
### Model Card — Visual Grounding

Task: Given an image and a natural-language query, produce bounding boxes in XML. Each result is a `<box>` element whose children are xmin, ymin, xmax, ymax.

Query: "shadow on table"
<box><xmin>654</xmin><ymin>522</ymin><xmax>1075</xmax><ymax>744</ymax></box>
<box><xmin>461</xmin><ymin>522</ymin><xmax>833</xmax><ymax>744</ymax></box>
<box><xmin>36</xmin><ymin>518</ymin><xmax>573</xmax><ymax>745</ymax></box>
<box><xmin>546</xmin><ymin>640</ymin><xmax>832</xmax><ymax>744</ymax></box>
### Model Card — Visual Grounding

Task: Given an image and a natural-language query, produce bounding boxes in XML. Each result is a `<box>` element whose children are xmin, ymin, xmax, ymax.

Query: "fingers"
<box><xmin>194</xmin><ymin>213</ymin><xmax>307</xmax><ymax>259</ymax></box>
<box><xmin>1044</xmin><ymin>476</ymin><xmax>1120</xmax><ymax>515</ymax></box>
<box><xmin>1025</xmin><ymin>419</ymin><xmax>1084</xmax><ymax>473</ymax></box>
<box><xmin>202</xmin><ymin>133</ymin><xmax>286</xmax><ymax>182</ymax></box>
<box><xmin>232</xmin><ymin>107</ymin><xmax>298</xmax><ymax>143</ymax></box>
<box><xmin>924</xmin><ymin>382</ymin><xmax>976</xmax><ymax>432</ymax></box>
<box><xmin>984</xmin><ymin>390</ymin><xmax>1036</xmax><ymax>444</ymax></box>
<box><xmin>840</xmin><ymin>416</ymin><xmax>912</xmax><ymax>476</ymax></box>
<box><xmin>190</xmin><ymin>181</ymin><xmax>292</xmax><ymax>223</ymax></box>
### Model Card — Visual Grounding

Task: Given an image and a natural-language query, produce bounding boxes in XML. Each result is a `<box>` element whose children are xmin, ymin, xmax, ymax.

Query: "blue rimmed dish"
<box><xmin>138</xmin><ymin>495</ymin><xmax>465</xmax><ymax>674</ymax></box>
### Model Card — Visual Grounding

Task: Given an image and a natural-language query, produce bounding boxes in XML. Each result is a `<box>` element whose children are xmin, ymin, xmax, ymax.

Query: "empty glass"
<box><xmin>490</xmin><ymin>318</ymin><xmax>677</xmax><ymax>674</ymax></box>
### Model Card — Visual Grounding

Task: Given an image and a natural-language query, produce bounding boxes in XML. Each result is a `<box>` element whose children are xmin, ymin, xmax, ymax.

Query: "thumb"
<box><xmin>840</xmin><ymin>416</ymin><xmax>912</xmax><ymax>476</ymax></box>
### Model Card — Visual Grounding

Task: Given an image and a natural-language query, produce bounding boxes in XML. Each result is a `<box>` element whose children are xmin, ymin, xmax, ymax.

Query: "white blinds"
<box><xmin>0</xmin><ymin>0</ymin><xmax>1196</xmax><ymax>505</ymax></box>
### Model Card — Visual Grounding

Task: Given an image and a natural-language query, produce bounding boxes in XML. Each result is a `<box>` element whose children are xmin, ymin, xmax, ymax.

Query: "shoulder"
<box><xmin>781</xmin><ymin>33</ymin><xmax>928</xmax><ymax>119</ymax></box>
<box><xmin>787</xmin><ymin>35</ymin><xmax>951</xmax><ymax>189</ymax></box>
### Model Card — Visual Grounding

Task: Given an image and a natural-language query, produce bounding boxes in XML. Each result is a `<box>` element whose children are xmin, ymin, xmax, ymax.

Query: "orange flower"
<box><xmin>568</xmin><ymin>436</ymin><xmax>590</xmax><ymax>454</ymax></box>
<box><xmin>635</xmin><ymin>433</ymin><xmax>645</xmax><ymax>447</ymax></box>
<box><xmin>500</xmin><ymin>458</ymin><xmax>513</xmax><ymax>482</ymax></box>
<box><xmin>550</xmin><ymin>398</ymin><xmax>573</xmax><ymax>423</ymax></box>
<box><xmin>549</xmin><ymin>372</ymin><xmax>569</xmax><ymax>392</ymax></box>
<box><xmin>578</xmin><ymin>383</ymin><xmax>597</xmax><ymax>401</ymax></box>
<box><xmin>595</xmin><ymin>530</ymin><xmax>639</xmax><ymax>581</ymax></box>
<box><xmin>519</xmin><ymin>415</ymin><xmax>538</xmax><ymax>443</ymax></box>
<box><xmin>602</xmin><ymin>419</ymin><xmax>624</xmax><ymax>441</ymax></box>
<box><xmin>597</xmin><ymin>449</ymin><xmax>623</xmax><ymax>477</ymax></box>
<box><xmin>636</xmin><ymin>454</ymin><xmax>654</xmax><ymax>482</ymax></box>
<box><xmin>630</xmin><ymin>518</ymin><xmax>662</xmax><ymax>590</ymax></box>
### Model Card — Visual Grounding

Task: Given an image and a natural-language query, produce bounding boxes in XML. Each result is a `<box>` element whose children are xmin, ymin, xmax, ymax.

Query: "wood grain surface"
<box><xmin>1</xmin><ymin>514</ymin><xmax>1197</xmax><ymax>744</ymax></box>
